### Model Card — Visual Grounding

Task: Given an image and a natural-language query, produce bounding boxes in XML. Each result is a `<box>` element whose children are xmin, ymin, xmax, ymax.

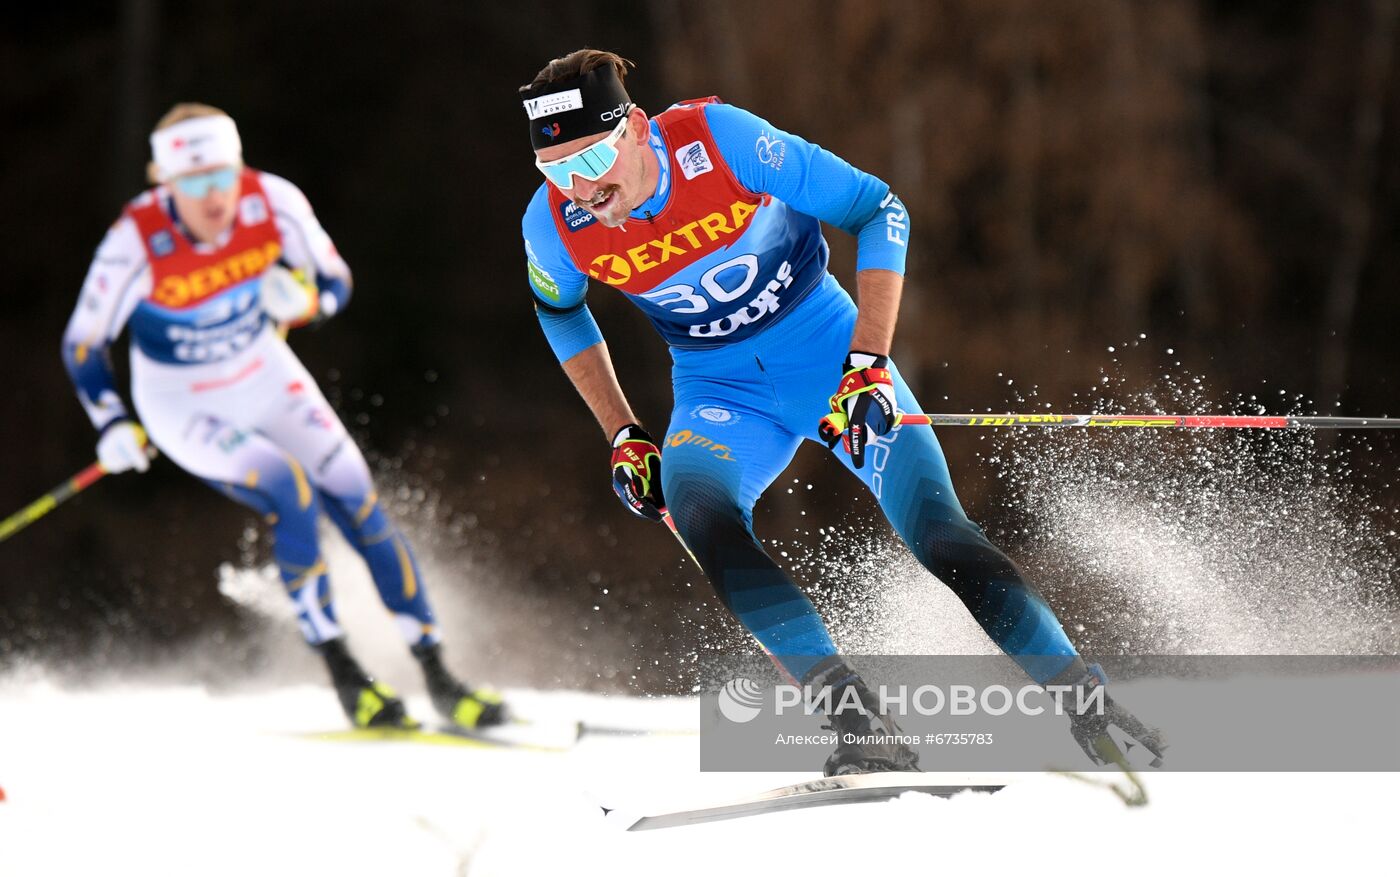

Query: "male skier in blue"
<box><xmin>519</xmin><ymin>50</ymin><xmax>1163</xmax><ymax>774</ymax></box>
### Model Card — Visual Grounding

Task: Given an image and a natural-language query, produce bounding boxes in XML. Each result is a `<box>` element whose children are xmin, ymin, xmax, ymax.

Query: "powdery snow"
<box><xmin>0</xmin><ymin>680</ymin><xmax>1389</xmax><ymax>876</ymax></box>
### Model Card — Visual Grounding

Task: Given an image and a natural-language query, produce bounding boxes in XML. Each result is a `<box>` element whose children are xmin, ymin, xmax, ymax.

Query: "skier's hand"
<box><xmin>259</xmin><ymin>265</ymin><xmax>320</xmax><ymax>328</ymax></box>
<box><xmin>610</xmin><ymin>424</ymin><xmax>665</xmax><ymax>522</ymax></box>
<box><xmin>817</xmin><ymin>352</ymin><xmax>897</xmax><ymax>469</ymax></box>
<box><xmin>97</xmin><ymin>419</ymin><xmax>150</xmax><ymax>474</ymax></box>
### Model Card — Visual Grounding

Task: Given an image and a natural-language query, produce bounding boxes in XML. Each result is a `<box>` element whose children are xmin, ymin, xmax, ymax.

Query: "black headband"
<box><xmin>522</xmin><ymin>64</ymin><xmax>633</xmax><ymax>150</ymax></box>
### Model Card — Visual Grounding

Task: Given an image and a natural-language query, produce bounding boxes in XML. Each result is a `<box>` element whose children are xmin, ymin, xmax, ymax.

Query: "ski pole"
<box><xmin>0</xmin><ymin>429</ymin><xmax>157</xmax><ymax>544</ymax></box>
<box><xmin>888</xmin><ymin>412</ymin><xmax>1400</xmax><ymax>429</ymax></box>
<box><xmin>659</xmin><ymin>507</ymin><xmax>701</xmax><ymax>568</ymax></box>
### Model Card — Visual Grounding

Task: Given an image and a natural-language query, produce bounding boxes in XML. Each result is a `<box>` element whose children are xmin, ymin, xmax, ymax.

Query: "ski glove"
<box><xmin>97</xmin><ymin>419</ymin><xmax>150</xmax><ymax>474</ymax></box>
<box><xmin>818</xmin><ymin>352</ymin><xmax>897</xmax><ymax>469</ymax></box>
<box><xmin>610</xmin><ymin>424</ymin><xmax>665</xmax><ymax>522</ymax></box>
<box><xmin>260</xmin><ymin>265</ymin><xmax>322</xmax><ymax>328</ymax></box>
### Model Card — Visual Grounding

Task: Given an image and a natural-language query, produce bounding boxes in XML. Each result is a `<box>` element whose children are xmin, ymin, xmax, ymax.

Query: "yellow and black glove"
<box><xmin>610</xmin><ymin>424</ymin><xmax>665</xmax><ymax>521</ymax></box>
<box><xmin>818</xmin><ymin>352</ymin><xmax>897</xmax><ymax>469</ymax></box>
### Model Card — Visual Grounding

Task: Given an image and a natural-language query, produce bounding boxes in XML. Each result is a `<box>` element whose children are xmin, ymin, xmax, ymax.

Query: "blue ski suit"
<box><xmin>522</xmin><ymin>99</ymin><xmax>1080</xmax><ymax>684</ymax></box>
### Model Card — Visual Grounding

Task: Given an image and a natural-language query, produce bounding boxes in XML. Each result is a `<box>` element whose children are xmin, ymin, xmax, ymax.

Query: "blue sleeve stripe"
<box><xmin>535</xmin><ymin>301</ymin><xmax>603</xmax><ymax>363</ymax></box>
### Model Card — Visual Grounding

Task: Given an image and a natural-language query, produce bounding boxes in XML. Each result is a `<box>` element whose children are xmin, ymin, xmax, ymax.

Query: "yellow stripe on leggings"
<box><xmin>285</xmin><ymin>456</ymin><xmax>312</xmax><ymax>510</ymax></box>
<box><xmin>355</xmin><ymin>490</ymin><xmax>379</xmax><ymax>526</ymax></box>
<box><xmin>393</xmin><ymin>533</ymin><xmax>417</xmax><ymax>600</ymax></box>
<box><xmin>285</xmin><ymin>558</ymin><xmax>327</xmax><ymax>592</ymax></box>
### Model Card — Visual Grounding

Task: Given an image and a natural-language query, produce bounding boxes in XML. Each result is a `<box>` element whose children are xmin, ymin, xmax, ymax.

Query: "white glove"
<box><xmin>259</xmin><ymin>265</ymin><xmax>319</xmax><ymax>326</ymax></box>
<box><xmin>97</xmin><ymin>421</ymin><xmax>150</xmax><ymax>474</ymax></box>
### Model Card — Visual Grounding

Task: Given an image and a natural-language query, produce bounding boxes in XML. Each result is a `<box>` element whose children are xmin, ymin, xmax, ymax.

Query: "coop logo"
<box><xmin>688</xmin><ymin>259</ymin><xmax>792</xmax><ymax>339</ymax></box>
<box><xmin>717</xmin><ymin>677</ymin><xmax>765</xmax><ymax>724</ymax></box>
<box><xmin>691</xmin><ymin>405</ymin><xmax>739</xmax><ymax>426</ymax></box>
<box><xmin>560</xmin><ymin>200</ymin><xmax>597</xmax><ymax>232</ymax></box>
<box><xmin>586</xmin><ymin>199</ymin><xmax>760</xmax><ymax>286</ymax></box>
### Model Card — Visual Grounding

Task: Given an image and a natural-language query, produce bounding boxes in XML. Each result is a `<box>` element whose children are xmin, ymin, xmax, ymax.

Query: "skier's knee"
<box><xmin>257</xmin><ymin>453</ymin><xmax>320</xmax><ymax>533</ymax></box>
<box><xmin>213</xmin><ymin>450</ymin><xmax>320</xmax><ymax>536</ymax></box>
<box><xmin>908</xmin><ymin>514</ymin><xmax>1012</xmax><ymax>583</ymax></box>
<box><xmin>665</xmin><ymin>475</ymin><xmax>752</xmax><ymax>555</ymax></box>
<box><xmin>321</xmin><ymin>487</ymin><xmax>389</xmax><ymax>546</ymax></box>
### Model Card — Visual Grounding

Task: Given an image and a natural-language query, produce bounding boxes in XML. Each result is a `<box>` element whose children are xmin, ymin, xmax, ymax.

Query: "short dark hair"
<box><xmin>521</xmin><ymin>48</ymin><xmax>633</xmax><ymax>94</ymax></box>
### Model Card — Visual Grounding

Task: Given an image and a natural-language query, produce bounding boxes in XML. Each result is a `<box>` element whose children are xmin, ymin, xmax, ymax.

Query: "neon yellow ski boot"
<box><xmin>316</xmin><ymin>637</ymin><xmax>417</xmax><ymax>729</ymax></box>
<box><xmin>412</xmin><ymin>641</ymin><xmax>507</xmax><ymax>730</ymax></box>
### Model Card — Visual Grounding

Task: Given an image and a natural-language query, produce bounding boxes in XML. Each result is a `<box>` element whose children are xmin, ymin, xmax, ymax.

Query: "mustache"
<box><xmin>572</xmin><ymin>185</ymin><xmax>620</xmax><ymax>209</ymax></box>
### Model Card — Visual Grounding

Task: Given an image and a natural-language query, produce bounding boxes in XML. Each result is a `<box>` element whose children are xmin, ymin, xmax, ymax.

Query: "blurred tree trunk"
<box><xmin>1007</xmin><ymin>9</ymin><xmax>1042</xmax><ymax>318</ymax></box>
<box><xmin>113</xmin><ymin>0</ymin><xmax>157</xmax><ymax>204</ymax></box>
<box><xmin>1316</xmin><ymin>0</ymin><xmax>1398</xmax><ymax>409</ymax></box>
<box><xmin>1177</xmin><ymin>0</ymin><xmax>1216</xmax><ymax>334</ymax></box>
<box><xmin>890</xmin><ymin>91</ymin><xmax>931</xmax><ymax>377</ymax></box>
<box><xmin>647</xmin><ymin>0</ymin><xmax>685</xmax><ymax>98</ymax></box>
<box><xmin>1105</xmin><ymin>0</ymin><xmax>1149</xmax><ymax>337</ymax></box>
<box><xmin>700</xmin><ymin>6</ymin><xmax>752</xmax><ymax>104</ymax></box>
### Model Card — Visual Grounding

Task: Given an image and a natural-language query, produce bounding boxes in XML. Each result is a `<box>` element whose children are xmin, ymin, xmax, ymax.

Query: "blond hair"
<box><xmin>147</xmin><ymin>102</ymin><xmax>235</xmax><ymax>184</ymax></box>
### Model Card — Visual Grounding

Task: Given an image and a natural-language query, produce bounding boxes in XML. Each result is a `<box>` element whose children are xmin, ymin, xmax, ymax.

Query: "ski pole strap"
<box><xmin>894</xmin><ymin>413</ymin><xmax>1400</xmax><ymax>429</ymax></box>
<box><xmin>831</xmin><ymin>365</ymin><xmax>893</xmax><ymax>410</ymax></box>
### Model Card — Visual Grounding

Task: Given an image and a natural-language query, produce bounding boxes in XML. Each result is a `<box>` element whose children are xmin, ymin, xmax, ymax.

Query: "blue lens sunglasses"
<box><xmin>173</xmin><ymin>167</ymin><xmax>240</xmax><ymax>198</ymax></box>
<box><xmin>535</xmin><ymin>111</ymin><xmax>632</xmax><ymax>190</ymax></box>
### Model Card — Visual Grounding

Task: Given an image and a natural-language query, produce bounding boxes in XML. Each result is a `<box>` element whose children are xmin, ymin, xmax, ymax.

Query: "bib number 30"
<box><xmin>640</xmin><ymin>254</ymin><xmax>794</xmax><ymax>338</ymax></box>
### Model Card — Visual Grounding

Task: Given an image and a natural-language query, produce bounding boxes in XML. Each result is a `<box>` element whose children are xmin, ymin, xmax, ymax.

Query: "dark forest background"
<box><xmin>2</xmin><ymin>1</ymin><xmax>1397</xmax><ymax>690</ymax></box>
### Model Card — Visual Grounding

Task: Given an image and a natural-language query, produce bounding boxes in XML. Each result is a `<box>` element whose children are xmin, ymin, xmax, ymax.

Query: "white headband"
<box><xmin>149</xmin><ymin>115</ymin><xmax>242</xmax><ymax>181</ymax></box>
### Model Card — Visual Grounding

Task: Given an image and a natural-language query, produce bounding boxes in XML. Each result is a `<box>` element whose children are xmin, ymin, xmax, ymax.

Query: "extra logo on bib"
<box><xmin>675</xmin><ymin>141</ymin><xmax>713</xmax><ymax>180</ymax></box>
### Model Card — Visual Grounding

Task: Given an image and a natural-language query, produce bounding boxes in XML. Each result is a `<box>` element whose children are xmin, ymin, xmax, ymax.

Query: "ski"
<box><xmin>622</xmin><ymin>773</ymin><xmax>1006</xmax><ymax>831</ymax></box>
<box><xmin>296</xmin><ymin>717</ymin><xmax>577</xmax><ymax>753</ymax></box>
<box><xmin>296</xmin><ymin>717</ymin><xmax>696</xmax><ymax>751</ymax></box>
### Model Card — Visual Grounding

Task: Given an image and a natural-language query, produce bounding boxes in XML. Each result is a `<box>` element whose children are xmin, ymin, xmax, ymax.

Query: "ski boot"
<box><xmin>1059</xmin><ymin>663</ymin><xmax>1166</xmax><ymax>768</ymax></box>
<box><xmin>411</xmin><ymin>641</ymin><xmax>507</xmax><ymax>730</ymax></box>
<box><xmin>315</xmin><ymin>637</ymin><xmax>415</xmax><ymax>729</ymax></box>
<box><xmin>806</xmin><ymin>657</ymin><xmax>920</xmax><ymax>776</ymax></box>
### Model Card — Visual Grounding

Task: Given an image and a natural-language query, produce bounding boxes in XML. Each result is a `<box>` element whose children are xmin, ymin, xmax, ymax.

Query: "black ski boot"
<box><xmin>806</xmin><ymin>657</ymin><xmax>920</xmax><ymax>776</ymax></box>
<box><xmin>1057</xmin><ymin>663</ymin><xmax>1166</xmax><ymax>768</ymax></box>
<box><xmin>411</xmin><ymin>641</ymin><xmax>507</xmax><ymax>730</ymax></box>
<box><xmin>315</xmin><ymin>637</ymin><xmax>415</xmax><ymax>729</ymax></box>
